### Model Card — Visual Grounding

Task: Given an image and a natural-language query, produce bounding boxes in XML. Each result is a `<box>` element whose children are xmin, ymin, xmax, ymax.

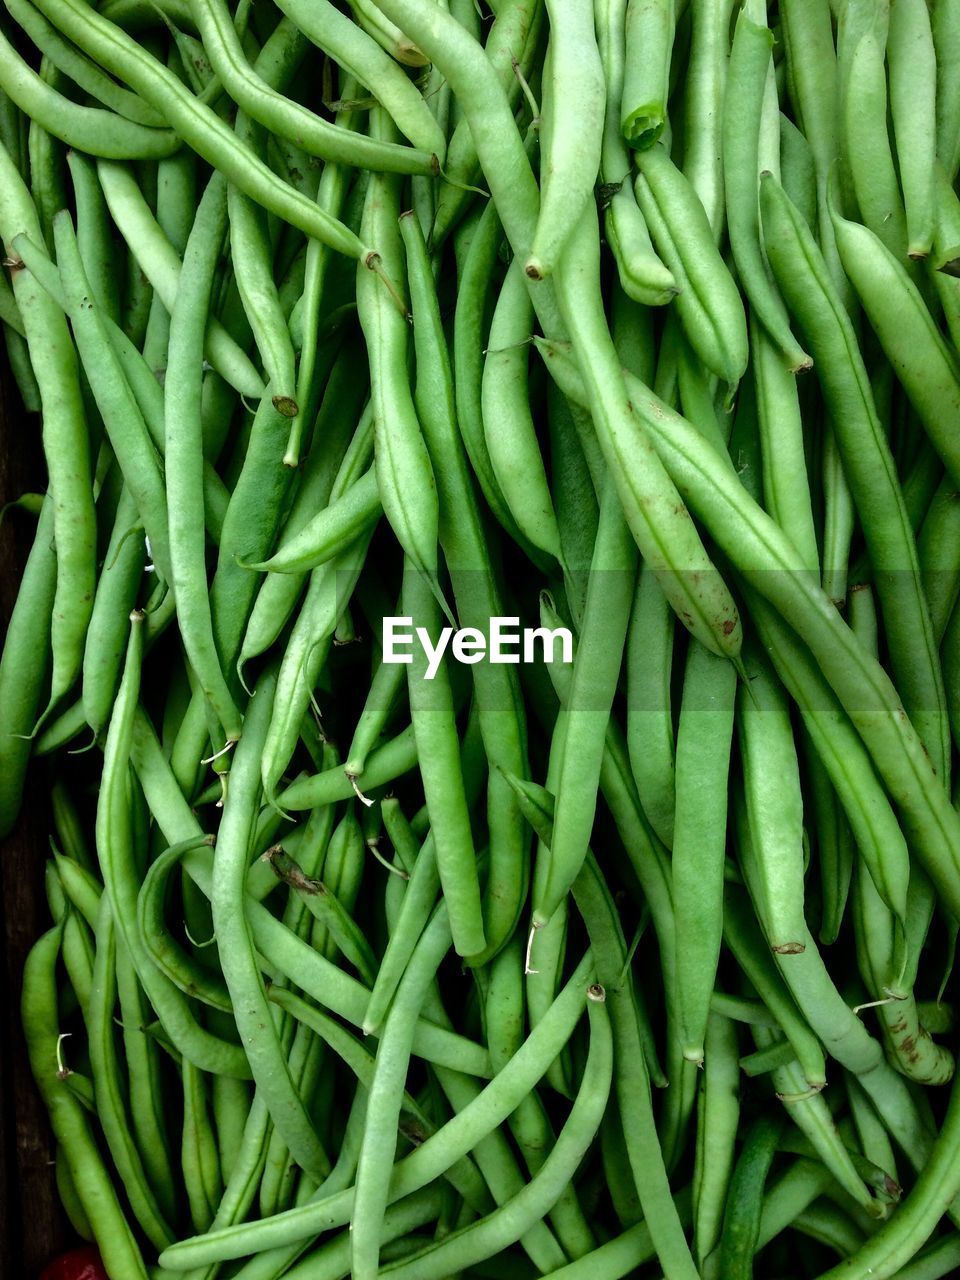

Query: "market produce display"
<box><xmin>3</xmin><ymin>0</ymin><xmax>960</xmax><ymax>1275</ymax></box>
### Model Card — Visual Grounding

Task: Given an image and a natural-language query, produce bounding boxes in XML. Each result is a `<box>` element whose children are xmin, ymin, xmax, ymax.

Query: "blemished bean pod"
<box><xmin>620</xmin><ymin>0</ymin><xmax>674</xmax><ymax>148</ymax></box>
<box><xmin>887</xmin><ymin>0</ymin><xmax>937</xmax><ymax>258</ymax></box>
<box><xmin>634</xmin><ymin>144</ymin><xmax>749</xmax><ymax>390</ymax></box>
<box><xmin>525</xmin><ymin>0</ymin><xmax>604</xmax><ymax>280</ymax></box>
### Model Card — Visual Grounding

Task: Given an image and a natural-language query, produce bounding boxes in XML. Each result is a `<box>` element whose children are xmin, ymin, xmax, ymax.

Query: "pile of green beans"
<box><xmin>4</xmin><ymin>0</ymin><xmax>960</xmax><ymax>1276</ymax></box>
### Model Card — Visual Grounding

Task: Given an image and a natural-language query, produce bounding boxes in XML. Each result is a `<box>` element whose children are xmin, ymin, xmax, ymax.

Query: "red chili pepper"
<box><xmin>39</xmin><ymin>1246</ymin><xmax>107</xmax><ymax>1280</ymax></box>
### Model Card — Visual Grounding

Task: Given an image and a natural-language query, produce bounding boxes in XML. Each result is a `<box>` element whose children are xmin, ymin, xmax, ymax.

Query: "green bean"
<box><xmin>53</xmin><ymin>215</ymin><xmax>172</xmax><ymax>592</ymax></box>
<box><xmin>508</xmin><ymin>773</ymin><xmax>700</xmax><ymax>1278</ymax></box>
<box><xmin>430</xmin><ymin>0</ymin><xmax>544</xmax><ymax>246</ymax></box>
<box><xmin>673</xmin><ymin>639</ymin><xmax>736</xmax><ymax>1062</ymax></box>
<box><xmin>482</xmin><ymin>260</ymin><xmax>561</xmax><ymax>559</ymax></box>
<box><xmin>724</xmin><ymin>11</ymin><xmax>810</xmax><ymax>371</ymax></box>
<box><xmin>752</xmin><ymin>318</ymin><xmax>820</xmax><ymax>574</ymax></box>
<box><xmin>919</xmin><ymin>478</ymin><xmax>960</xmax><ymax>644</ymax></box>
<box><xmin>485</xmin><ymin>935</ymin><xmax>594</xmax><ymax>1258</ymax></box>
<box><xmin>693</xmin><ymin>1011</ymin><xmax>741</xmax><ymax>1268</ymax></box>
<box><xmin>159</xmin><ymin>952</ymin><xmax>592</xmax><ymax>1269</ymax></box>
<box><xmin>527</xmin><ymin>706</ymin><xmax>573</xmax><ymax>1098</ymax></box>
<box><xmin>719</xmin><ymin>1113</ymin><xmax>783</xmax><ymax>1280</ymax></box>
<box><xmin>933</xmin><ymin>0</ymin><xmax>960</xmax><ymax>182</ymax></box>
<box><xmin>96</xmin><ymin>159</ymin><xmax>263</xmax><ymax>398</ymax></box>
<box><xmin>0</xmin><ymin>141</ymin><xmax>96</xmax><ymax>721</ymax></box>
<box><xmin>227</xmin><ymin>183</ymin><xmax>298</xmax><ymax>418</ymax></box>
<box><xmin>401</xmin><ymin>206</ymin><xmax>530</xmax><ymax>962</ymax></box>
<box><xmin>378</xmin><ymin>990</ymin><xmax>611</xmax><ymax>1280</ymax></box>
<box><xmin>29</xmin><ymin>0</ymin><xmax>385</xmax><ymax>258</ymax></box>
<box><xmin>344</xmin><ymin>655</ymin><xmax>407</xmax><ymax>784</ymax></box>
<box><xmin>190</xmin><ymin>1</ymin><xmax>437</xmax><ymax>176</ymax></box>
<box><xmin>0</xmin><ymin>498</ymin><xmax>56</xmax><ymax>837</ymax></box>
<box><xmin>165</xmin><ymin>172</ymin><xmax>243</xmax><ymax>743</ymax></box>
<box><xmin>237</xmin><ymin>378</ymin><xmax>368</xmax><ymax>674</ymax></box>
<box><xmin>761</xmin><ymin>173</ymin><xmax>949</xmax><ymax>781</ymax></box>
<box><xmin>246</xmin><ymin>467</ymin><xmax>382</xmax><ymax>577</ymax></box>
<box><xmin>533</xmin><ymin>480</ymin><xmax>636</xmax><ymax>930</ymax></box>
<box><xmin>806</xmin><ymin>745</ymin><xmax>854</xmax><ymax>946</ymax></box>
<box><xmin>595</xmin><ymin>0</ymin><xmax>677</xmax><ymax>305</ymax></box>
<box><xmin>778</xmin><ymin>0</ymin><xmax>846</xmax><ymax>291</ymax></box>
<box><xmin>682</xmin><ymin>0</ymin><xmax>732</xmax><ymax>240</ymax></box>
<box><xmin>841</xmin><ymin>23</ymin><xmax>908</xmax><ymax>258</ymax></box>
<box><xmin>542</xmin><ymin>337</ymin><xmax>960</xmax><ymax>928</ymax></box>
<box><xmin>356</xmin><ymin>115</ymin><xmax>441</xmax><ymax>600</ymax></box>
<box><xmin>181</xmin><ymin>1058</ymin><xmax>222</xmax><ymax>1231</ymax></box>
<box><xmin>737</xmin><ymin>648</ymin><xmax>807</xmax><ymax>953</ymax></box>
<box><xmin>625</xmin><ymin>563</ymin><xmax>676</xmax><ymax>847</ymax></box>
<box><xmin>137</xmin><ymin>836</ymin><xmax>230</xmax><ymax>1011</ymax></box>
<box><xmin>55</xmin><ymin>1145</ymin><xmax>94</xmax><ymax>1242</ymax></box>
<box><xmin>555</xmin><ymin>200</ymin><xmax>743</xmax><ymax>660</ymax></box>
<box><xmin>98</xmin><ymin>616</ymin><xmax>251</xmax><ymax>1078</ymax></box>
<box><xmin>364</xmin><ymin>814</ymin><xmax>440</xmax><ymax>1036</ymax></box>
<box><xmin>22</xmin><ymin>925</ymin><xmax>150</xmax><ymax>1278</ymax></box>
<box><xmin>0</xmin><ymin>24</ymin><xmax>179</xmax><ymax>158</ymax></box>
<box><xmin>275</xmin><ymin>0</ymin><xmax>444</xmax><ymax>157</ymax></box>
<box><xmin>833</xmin><ymin>207</ymin><xmax>960</xmax><ymax>493</ymax></box>
<box><xmin>722</xmin><ymin>888</ymin><xmax>827</xmax><ymax>1089</ymax></box>
<box><xmin>525</xmin><ymin>0</ymin><xmax>603</xmax><ymax>279</ymax></box>
<box><xmin>67</xmin><ymin>149</ymin><xmax>121</xmax><ymax>324</ymax></box>
<box><xmin>634</xmin><ymin>145</ymin><xmax>749</xmax><ymax>390</ymax></box>
<box><xmin>620</xmin><ymin>0</ymin><xmax>674</xmax><ymax>148</ymax></box>
<box><xmin>402</xmin><ymin>562</ymin><xmax>485</xmax><ymax>957</ymax></box>
<box><xmin>280</xmin><ymin>1189</ymin><xmax>447</xmax><ymax>1280</ymax></box>
<box><xmin>5</xmin><ymin>0</ymin><xmax>163</xmax><ymax>125</ymax></box>
<box><xmin>212</xmin><ymin>666</ymin><xmax>330</xmax><ymax>1179</ymax></box>
<box><xmin>888</xmin><ymin>0</ymin><xmax>937</xmax><ymax>259</ymax></box>
<box><xmin>265</xmin><ymin>848</ymin><xmax>377</xmax><ymax>985</ymax></box>
<box><xmin>258</xmin><ymin>534</ymin><xmax>372</xmax><ymax>809</ymax></box>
